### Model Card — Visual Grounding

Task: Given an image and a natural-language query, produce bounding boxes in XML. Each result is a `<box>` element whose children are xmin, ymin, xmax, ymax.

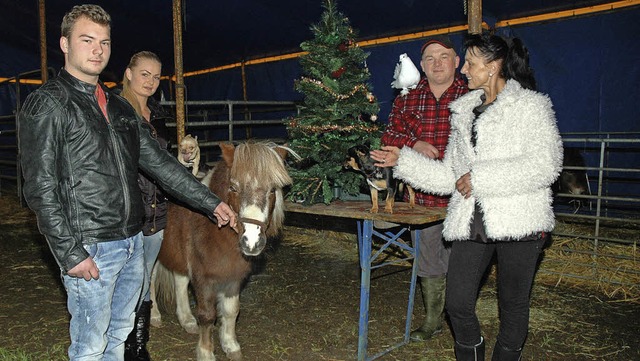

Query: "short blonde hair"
<box><xmin>61</xmin><ymin>4</ymin><xmax>111</xmax><ymax>38</ymax></box>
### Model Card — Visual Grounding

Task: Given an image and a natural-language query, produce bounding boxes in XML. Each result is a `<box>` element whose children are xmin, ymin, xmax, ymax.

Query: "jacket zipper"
<box><xmin>107</xmin><ymin>123</ymin><xmax>131</xmax><ymax>234</ymax></box>
<box><xmin>96</xmin><ymin>94</ymin><xmax>132</xmax><ymax>234</ymax></box>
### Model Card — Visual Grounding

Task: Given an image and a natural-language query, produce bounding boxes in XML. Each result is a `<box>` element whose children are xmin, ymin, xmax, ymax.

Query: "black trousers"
<box><xmin>445</xmin><ymin>237</ymin><xmax>545</xmax><ymax>349</ymax></box>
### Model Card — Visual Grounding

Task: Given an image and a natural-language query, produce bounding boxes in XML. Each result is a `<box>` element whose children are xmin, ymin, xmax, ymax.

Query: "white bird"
<box><xmin>390</xmin><ymin>53</ymin><xmax>421</xmax><ymax>96</ymax></box>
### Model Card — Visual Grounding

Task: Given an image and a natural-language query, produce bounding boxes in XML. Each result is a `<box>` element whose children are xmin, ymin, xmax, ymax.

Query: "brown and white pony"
<box><xmin>153</xmin><ymin>141</ymin><xmax>292</xmax><ymax>361</ymax></box>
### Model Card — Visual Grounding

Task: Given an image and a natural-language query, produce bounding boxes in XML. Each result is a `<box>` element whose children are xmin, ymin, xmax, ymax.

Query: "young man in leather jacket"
<box><xmin>18</xmin><ymin>5</ymin><xmax>236</xmax><ymax>360</ymax></box>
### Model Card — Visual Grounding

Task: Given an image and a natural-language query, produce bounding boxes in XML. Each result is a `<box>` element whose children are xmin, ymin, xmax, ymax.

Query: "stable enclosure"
<box><xmin>0</xmin><ymin>1</ymin><xmax>639</xmax><ymax>359</ymax></box>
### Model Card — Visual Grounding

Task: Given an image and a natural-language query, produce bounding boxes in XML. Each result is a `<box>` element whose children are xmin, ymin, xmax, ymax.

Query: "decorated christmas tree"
<box><xmin>287</xmin><ymin>0</ymin><xmax>380</xmax><ymax>205</ymax></box>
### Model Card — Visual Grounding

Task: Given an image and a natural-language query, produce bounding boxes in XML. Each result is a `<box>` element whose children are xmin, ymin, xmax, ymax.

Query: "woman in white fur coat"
<box><xmin>371</xmin><ymin>33</ymin><xmax>563</xmax><ymax>361</ymax></box>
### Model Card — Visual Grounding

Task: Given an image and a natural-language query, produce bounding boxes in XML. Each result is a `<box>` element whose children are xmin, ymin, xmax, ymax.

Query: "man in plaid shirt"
<box><xmin>381</xmin><ymin>35</ymin><xmax>468</xmax><ymax>341</ymax></box>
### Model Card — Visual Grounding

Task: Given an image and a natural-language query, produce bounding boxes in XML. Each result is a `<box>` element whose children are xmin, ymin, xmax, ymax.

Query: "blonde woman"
<box><xmin>121</xmin><ymin>51</ymin><xmax>170</xmax><ymax>361</ymax></box>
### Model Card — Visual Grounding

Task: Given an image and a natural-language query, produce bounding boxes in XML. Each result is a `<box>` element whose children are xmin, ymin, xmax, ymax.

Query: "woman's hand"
<box><xmin>456</xmin><ymin>172</ymin><xmax>473</xmax><ymax>199</ymax></box>
<box><xmin>370</xmin><ymin>146</ymin><xmax>400</xmax><ymax>167</ymax></box>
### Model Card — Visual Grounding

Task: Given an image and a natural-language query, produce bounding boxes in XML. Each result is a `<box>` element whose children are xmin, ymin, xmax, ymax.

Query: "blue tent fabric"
<box><xmin>180</xmin><ymin>6</ymin><xmax>640</xmax><ymax>134</ymax></box>
<box><xmin>0</xmin><ymin>1</ymin><xmax>638</xmax><ymax>135</ymax></box>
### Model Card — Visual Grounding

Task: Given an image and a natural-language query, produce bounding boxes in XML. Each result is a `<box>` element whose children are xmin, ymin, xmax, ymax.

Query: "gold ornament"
<box><xmin>366</xmin><ymin>92</ymin><xmax>375</xmax><ymax>102</ymax></box>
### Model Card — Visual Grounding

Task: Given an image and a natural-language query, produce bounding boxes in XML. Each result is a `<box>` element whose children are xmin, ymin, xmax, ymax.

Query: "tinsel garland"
<box><xmin>300</xmin><ymin>76</ymin><xmax>367</xmax><ymax>100</ymax></box>
<box><xmin>289</xmin><ymin>118</ymin><xmax>379</xmax><ymax>133</ymax></box>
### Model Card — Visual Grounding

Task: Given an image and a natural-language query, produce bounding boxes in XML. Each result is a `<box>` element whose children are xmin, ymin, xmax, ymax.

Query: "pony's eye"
<box><xmin>230</xmin><ymin>185</ymin><xmax>238</xmax><ymax>193</ymax></box>
<box><xmin>270</xmin><ymin>188</ymin><xmax>276</xmax><ymax>194</ymax></box>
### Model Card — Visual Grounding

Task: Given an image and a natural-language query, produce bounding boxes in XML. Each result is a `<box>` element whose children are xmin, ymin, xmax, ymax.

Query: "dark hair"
<box><xmin>61</xmin><ymin>4</ymin><xmax>111</xmax><ymax>38</ymax></box>
<box><xmin>463</xmin><ymin>32</ymin><xmax>536</xmax><ymax>90</ymax></box>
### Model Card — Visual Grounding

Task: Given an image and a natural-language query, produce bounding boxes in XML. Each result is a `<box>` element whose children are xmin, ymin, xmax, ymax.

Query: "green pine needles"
<box><xmin>286</xmin><ymin>0</ymin><xmax>380</xmax><ymax>204</ymax></box>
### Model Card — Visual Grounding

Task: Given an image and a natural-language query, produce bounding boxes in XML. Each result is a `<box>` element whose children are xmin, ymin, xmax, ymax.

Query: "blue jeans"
<box><xmin>63</xmin><ymin>232</ymin><xmax>144</xmax><ymax>361</ymax></box>
<box><xmin>141</xmin><ymin>230</ymin><xmax>164</xmax><ymax>303</ymax></box>
<box><xmin>445</xmin><ymin>237</ymin><xmax>545</xmax><ymax>350</ymax></box>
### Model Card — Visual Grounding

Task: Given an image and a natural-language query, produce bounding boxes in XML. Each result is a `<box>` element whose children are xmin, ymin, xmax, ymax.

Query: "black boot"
<box><xmin>454</xmin><ymin>337</ymin><xmax>485</xmax><ymax>361</ymax></box>
<box><xmin>124</xmin><ymin>300</ymin><xmax>152</xmax><ymax>361</ymax></box>
<box><xmin>491</xmin><ymin>340</ymin><xmax>522</xmax><ymax>361</ymax></box>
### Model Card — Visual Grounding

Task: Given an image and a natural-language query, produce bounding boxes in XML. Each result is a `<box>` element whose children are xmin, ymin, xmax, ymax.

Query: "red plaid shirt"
<box><xmin>382</xmin><ymin>75</ymin><xmax>468</xmax><ymax>207</ymax></box>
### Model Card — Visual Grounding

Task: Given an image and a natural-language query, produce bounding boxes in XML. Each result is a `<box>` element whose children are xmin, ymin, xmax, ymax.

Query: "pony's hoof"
<box><xmin>227</xmin><ymin>350</ymin><xmax>242</xmax><ymax>361</ymax></box>
<box><xmin>196</xmin><ymin>347</ymin><xmax>216</xmax><ymax>361</ymax></box>
<box><xmin>182</xmin><ymin>321</ymin><xmax>198</xmax><ymax>334</ymax></box>
<box><xmin>150</xmin><ymin>316</ymin><xmax>162</xmax><ymax>328</ymax></box>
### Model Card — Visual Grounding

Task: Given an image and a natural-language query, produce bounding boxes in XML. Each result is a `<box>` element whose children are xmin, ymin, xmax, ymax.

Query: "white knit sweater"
<box><xmin>394</xmin><ymin>80</ymin><xmax>563</xmax><ymax>241</ymax></box>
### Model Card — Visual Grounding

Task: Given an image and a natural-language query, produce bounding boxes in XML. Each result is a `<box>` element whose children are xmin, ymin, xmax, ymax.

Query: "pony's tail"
<box><xmin>153</xmin><ymin>262</ymin><xmax>177</xmax><ymax>315</ymax></box>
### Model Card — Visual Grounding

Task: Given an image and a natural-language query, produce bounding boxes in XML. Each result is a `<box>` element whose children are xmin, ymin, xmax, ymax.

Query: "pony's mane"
<box><xmin>230</xmin><ymin>142</ymin><xmax>292</xmax><ymax>188</ymax></box>
<box><xmin>230</xmin><ymin>141</ymin><xmax>292</xmax><ymax>235</ymax></box>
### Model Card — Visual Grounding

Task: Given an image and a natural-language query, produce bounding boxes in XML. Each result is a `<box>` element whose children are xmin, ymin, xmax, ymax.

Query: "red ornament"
<box><xmin>338</xmin><ymin>40</ymin><xmax>353</xmax><ymax>52</ymax></box>
<box><xmin>331</xmin><ymin>67</ymin><xmax>346</xmax><ymax>78</ymax></box>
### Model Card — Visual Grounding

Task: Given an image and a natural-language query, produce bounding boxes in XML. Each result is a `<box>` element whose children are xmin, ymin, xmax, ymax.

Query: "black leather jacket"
<box><xmin>19</xmin><ymin>69</ymin><xmax>221</xmax><ymax>272</ymax></box>
<box><xmin>138</xmin><ymin>98</ymin><xmax>172</xmax><ymax>236</ymax></box>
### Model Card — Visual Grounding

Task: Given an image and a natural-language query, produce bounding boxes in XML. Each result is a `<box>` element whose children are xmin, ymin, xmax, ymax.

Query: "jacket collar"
<box><xmin>450</xmin><ymin>79</ymin><xmax>523</xmax><ymax>116</ymax></box>
<box><xmin>58</xmin><ymin>68</ymin><xmax>109</xmax><ymax>98</ymax></box>
<box><xmin>449</xmin><ymin>79</ymin><xmax>525</xmax><ymax>134</ymax></box>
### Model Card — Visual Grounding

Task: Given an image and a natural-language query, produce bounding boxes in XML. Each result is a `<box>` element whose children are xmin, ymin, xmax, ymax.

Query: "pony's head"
<box><xmin>207</xmin><ymin>142</ymin><xmax>291</xmax><ymax>256</ymax></box>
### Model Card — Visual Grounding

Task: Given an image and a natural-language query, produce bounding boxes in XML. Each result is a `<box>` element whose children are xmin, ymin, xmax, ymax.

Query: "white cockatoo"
<box><xmin>391</xmin><ymin>53</ymin><xmax>421</xmax><ymax>96</ymax></box>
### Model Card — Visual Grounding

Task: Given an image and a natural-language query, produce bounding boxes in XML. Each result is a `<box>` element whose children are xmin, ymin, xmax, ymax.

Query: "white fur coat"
<box><xmin>394</xmin><ymin>80</ymin><xmax>563</xmax><ymax>241</ymax></box>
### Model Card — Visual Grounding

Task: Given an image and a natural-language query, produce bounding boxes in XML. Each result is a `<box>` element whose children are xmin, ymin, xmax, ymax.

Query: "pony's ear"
<box><xmin>274</xmin><ymin>146</ymin><xmax>288</xmax><ymax>161</ymax></box>
<box><xmin>219</xmin><ymin>142</ymin><xmax>236</xmax><ymax>167</ymax></box>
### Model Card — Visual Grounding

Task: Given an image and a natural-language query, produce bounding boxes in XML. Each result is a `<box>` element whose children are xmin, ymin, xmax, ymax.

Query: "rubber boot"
<box><xmin>491</xmin><ymin>340</ymin><xmax>522</xmax><ymax>361</ymax></box>
<box><xmin>410</xmin><ymin>276</ymin><xmax>446</xmax><ymax>341</ymax></box>
<box><xmin>124</xmin><ymin>300</ymin><xmax>152</xmax><ymax>361</ymax></box>
<box><xmin>455</xmin><ymin>337</ymin><xmax>485</xmax><ymax>361</ymax></box>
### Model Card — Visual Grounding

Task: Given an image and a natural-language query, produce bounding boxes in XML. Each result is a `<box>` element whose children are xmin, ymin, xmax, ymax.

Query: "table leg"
<box><xmin>404</xmin><ymin>229</ymin><xmax>420</xmax><ymax>341</ymax></box>
<box><xmin>357</xmin><ymin>219</ymin><xmax>372</xmax><ymax>361</ymax></box>
<box><xmin>356</xmin><ymin>221</ymin><xmax>420</xmax><ymax>361</ymax></box>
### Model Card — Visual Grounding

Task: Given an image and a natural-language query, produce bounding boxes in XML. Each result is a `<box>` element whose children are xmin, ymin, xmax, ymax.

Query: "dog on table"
<box><xmin>345</xmin><ymin>144</ymin><xmax>415</xmax><ymax>214</ymax></box>
<box><xmin>178</xmin><ymin>134</ymin><xmax>202</xmax><ymax>178</ymax></box>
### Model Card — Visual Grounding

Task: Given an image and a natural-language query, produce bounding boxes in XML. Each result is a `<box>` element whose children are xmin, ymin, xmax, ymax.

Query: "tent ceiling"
<box><xmin>0</xmin><ymin>0</ymin><xmax>617</xmax><ymax>79</ymax></box>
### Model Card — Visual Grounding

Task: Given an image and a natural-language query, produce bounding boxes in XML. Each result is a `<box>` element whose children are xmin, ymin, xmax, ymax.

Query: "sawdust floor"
<box><xmin>0</xmin><ymin>194</ymin><xmax>639</xmax><ymax>361</ymax></box>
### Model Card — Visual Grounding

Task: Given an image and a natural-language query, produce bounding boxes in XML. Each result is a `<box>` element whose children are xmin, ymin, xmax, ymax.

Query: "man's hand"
<box><xmin>413</xmin><ymin>140</ymin><xmax>440</xmax><ymax>159</ymax></box>
<box><xmin>213</xmin><ymin>202</ymin><xmax>238</xmax><ymax>231</ymax></box>
<box><xmin>67</xmin><ymin>257</ymin><xmax>100</xmax><ymax>281</ymax></box>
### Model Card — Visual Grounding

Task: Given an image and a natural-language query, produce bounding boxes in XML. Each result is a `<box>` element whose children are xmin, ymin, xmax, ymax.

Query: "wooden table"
<box><xmin>285</xmin><ymin>200</ymin><xmax>446</xmax><ymax>361</ymax></box>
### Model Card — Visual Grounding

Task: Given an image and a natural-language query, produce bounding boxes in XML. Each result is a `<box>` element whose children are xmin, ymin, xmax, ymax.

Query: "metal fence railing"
<box><xmin>542</xmin><ymin>133</ymin><xmax>640</xmax><ymax>290</ymax></box>
<box><xmin>2</xmin><ymin>97</ymin><xmax>639</xmax><ymax>289</ymax></box>
<box><xmin>553</xmin><ymin>133</ymin><xmax>640</xmax><ymax>244</ymax></box>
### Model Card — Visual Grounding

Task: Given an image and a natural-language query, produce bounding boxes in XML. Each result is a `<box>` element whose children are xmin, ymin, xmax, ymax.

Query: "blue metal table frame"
<box><xmin>357</xmin><ymin>219</ymin><xmax>419</xmax><ymax>361</ymax></box>
<box><xmin>286</xmin><ymin>200</ymin><xmax>446</xmax><ymax>361</ymax></box>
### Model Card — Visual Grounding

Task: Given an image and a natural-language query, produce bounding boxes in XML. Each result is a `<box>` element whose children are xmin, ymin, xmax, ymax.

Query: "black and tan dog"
<box><xmin>345</xmin><ymin>144</ymin><xmax>415</xmax><ymax>214</ymax></box>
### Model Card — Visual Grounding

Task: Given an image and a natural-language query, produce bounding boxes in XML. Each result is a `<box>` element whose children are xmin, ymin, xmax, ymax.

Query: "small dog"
<box><xmin>345</xmin><ymin>144</ymin><xmax>415</xmax><ymax>214</ymax></box>
<box><xmin>178</xmin><ymin>135</ymin><xmax>201</xmax><ymax>177</ymax></box>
